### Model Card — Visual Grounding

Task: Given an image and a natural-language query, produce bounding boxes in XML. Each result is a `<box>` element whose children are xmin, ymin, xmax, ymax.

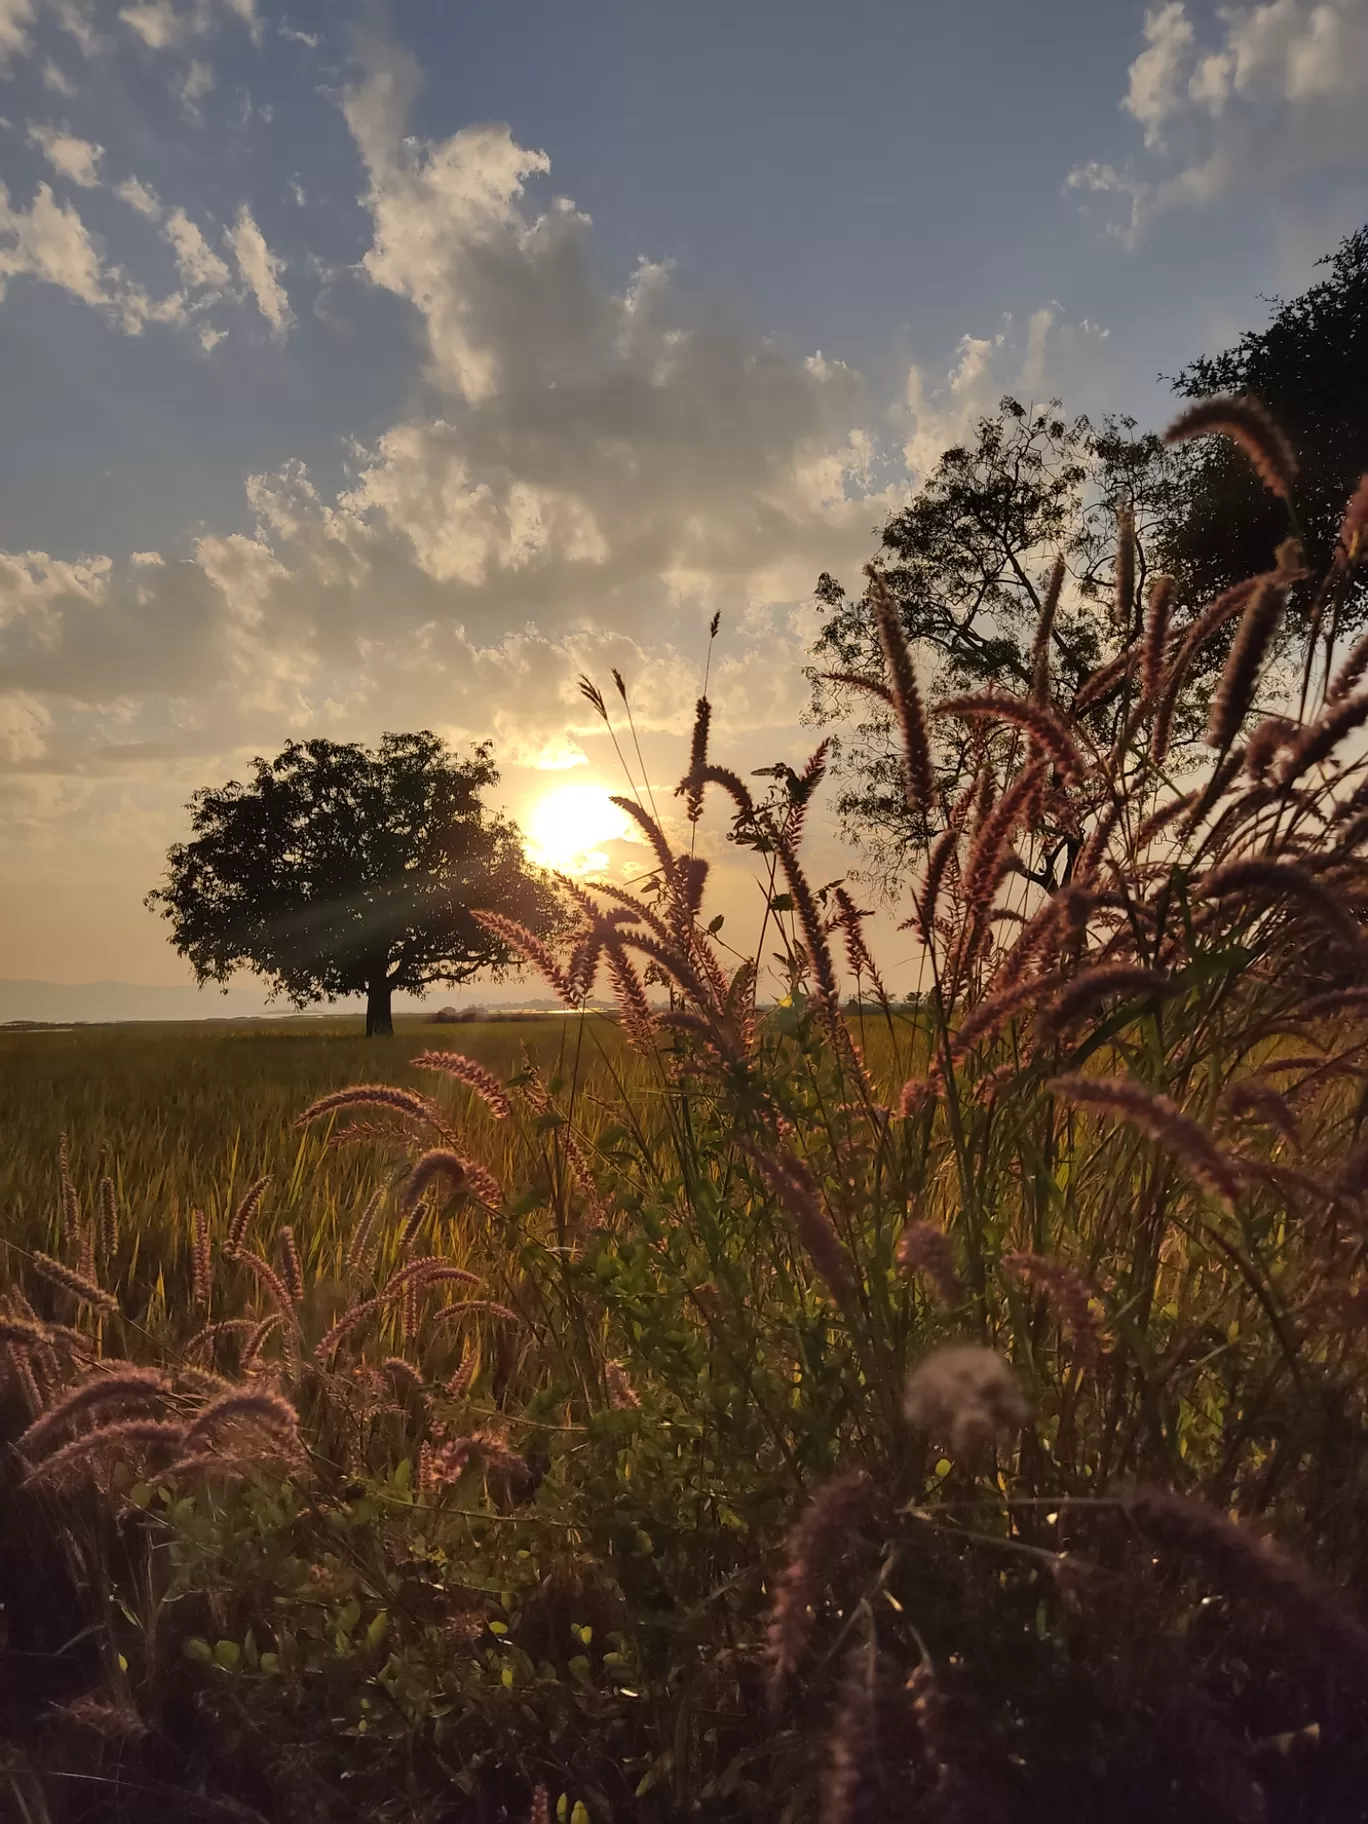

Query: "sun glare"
<box><xmin>524</xmin><ymin>783</ymin><xmax>635</xmax><ymax>875</ymax></box>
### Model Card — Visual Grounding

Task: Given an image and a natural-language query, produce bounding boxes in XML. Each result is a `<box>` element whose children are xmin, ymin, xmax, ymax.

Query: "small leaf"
<box><xmin>213</xmin><ymin>1639</ymin><xmax>240</xmax><ymax>1671</ymax></box>
<box><xmin>365</xmin><ymin>1611</ymin><xmax>389</xmax><ymax>1650</ymax></box>
<box><xmin>184</xmin><ymin>1637</ymin><xmax>213</xmax><ymax>1665</ymax></box>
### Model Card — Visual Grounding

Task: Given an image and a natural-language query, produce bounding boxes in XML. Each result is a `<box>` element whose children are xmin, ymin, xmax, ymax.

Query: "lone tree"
<box><xmin>147</xmin><ymin>732</ymin><xmax>555</xmax><ymax>1036</ymax></box>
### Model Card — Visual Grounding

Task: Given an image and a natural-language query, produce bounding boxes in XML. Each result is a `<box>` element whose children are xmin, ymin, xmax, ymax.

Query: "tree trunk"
<box><xmin>365</xmin><ymin>976</ymin><xmax>394</xmax><ymax>1037</ymax></box>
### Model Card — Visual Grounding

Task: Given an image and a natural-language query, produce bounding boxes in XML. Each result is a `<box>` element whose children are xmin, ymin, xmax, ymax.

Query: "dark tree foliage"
<box><xmin>147</xmin><ymin>733</ymin><xmax>555</xmax><ymax>1036</ymax></box>
<box><xmin>1168</xmin><ymin>223</ymin><xmax>1368</xmax><ymax>623</ymax></box>
<box><xmin>808</xmin><ymin>398</ymin><xmax>1185</xmax><ymax>881</ymax></box>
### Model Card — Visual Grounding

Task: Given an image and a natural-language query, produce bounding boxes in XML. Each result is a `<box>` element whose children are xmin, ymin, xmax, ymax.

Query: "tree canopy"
<box><xmin>147</xmin><ymin>732</ymin><xmax>555</xmax><ymax>1035</ymax></box>
<box><xmin>1167</xmin><ymin>223</ymin><xmax>1368</xmax><ymax>623</ymax></box>
<box><xmin>808</xmin><ymin>399</ymin><xmax>1184</xmax><ymax>879</ymax></box>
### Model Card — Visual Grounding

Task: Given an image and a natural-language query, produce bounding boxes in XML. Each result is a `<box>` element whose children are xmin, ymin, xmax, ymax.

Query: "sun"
<box><xmin>523</xmin><ymin>783</ymin><xmax>635</xmax><ymax>876</ymax></box>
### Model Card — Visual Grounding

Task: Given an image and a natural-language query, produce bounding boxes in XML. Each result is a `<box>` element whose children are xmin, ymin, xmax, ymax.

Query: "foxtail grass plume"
<box><xmin>223</xmin><ymin>1176</ymin><xmax>270</xmax><ymax>1261</ymax></box>
<box><xmin>1114</xmin><ymin>504</ymin><xmax>1135</xmax><ymax>633</ymax></box>
<box><xmin>1208</xmin><ymin>579</ymin><xmax>1285</xmax><ymax>749</ymax></box>
<box><xmin>1165</xmin><ymin>394</ymin><xmax>1298</xmax><ymax>499</ymax></box>
<box><xmin>867</xmin><ymin>569</ymin><xmax>935</xmax><ymax>815</ymax></box>
<box><xmin>97</xmin><ymin>1177</ymin><xmax>118</xmax><ymax>1259</ymax></box>
<box><xmin>1002</xmin><ymin>1252</ymin><xmax>1102</xmax><ymax>1369</ymax></box>
<box><xmin>765</xmin><ymin>1467</ymin><xmax>874</xmax><ymax>1706</ymax></box>
<box><xmin>903</xmin><ymin>1345</ymin><xmax>1028</xmax><ymax>1455</ymax></box>
<box><xmin>30</xmin><ymin>1252</ymin><xmax>118</xmax><ymax>1315</ymax></box>
<box><xmin>18</xmin><ymin>1365</ymin><xmax>170</xmax><ymax>1459</ymax></box>
<box><xmin>1031</xmin><ymin>554</ymin><xmax>1067</xmax><ymax>705</ymax></box>
<box><xmin>896</xmin><ymin>1221</ymin><xmax>961</xmax><ymax>1305</ymax></box>
<box><xmin>190</xmin><ymin>1209</ymin><xmax>211</xmax><ymax>1308</ymax></box>
<box><xmin>937</xmin><ymin>692</ymin><xmax>1084</xmax><ymax>785</ymax></box>
<box><xmin>410</xmin><ymin>1051</ymin><xmax>513</xmax><ymax>1119</ymax></box>
<box><xmin>1049</xmin><ymin>1074</ymin><xmax>1242</xmax><ymax>1208</ymax></box>
<box><xmin>1142</xmin><ymin>574</ymin><xmax>1174</xmax><ymax>701</ymax></box>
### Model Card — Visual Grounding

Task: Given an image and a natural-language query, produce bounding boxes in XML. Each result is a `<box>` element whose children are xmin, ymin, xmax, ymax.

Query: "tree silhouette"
<box><xmin>1167</xmin><ymin>223</ymin><xmax>1368</xmax><ymax>628</ymax></box>
<box><xmin>147</xmin><ymin>733</ymin><xmax>554</xmax><ymax>1035</ymax></box>
<box><xmin>808</xmin><ymin>398</ymin><xmax>1184</xmax><ymax>881</ymax></box>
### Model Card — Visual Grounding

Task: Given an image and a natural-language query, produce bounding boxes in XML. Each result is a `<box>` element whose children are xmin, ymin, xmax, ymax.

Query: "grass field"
<box><xmin>0</xmin><ymin>1014</ymin><xmax>631</xmax><ymax>1269</ymax></box>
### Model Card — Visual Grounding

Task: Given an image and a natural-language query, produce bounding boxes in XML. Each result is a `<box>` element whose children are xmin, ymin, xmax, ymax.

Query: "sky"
<box><xmin>1</xmin><ymin>0</ymin><xmax>1367</xmax><ymax>1014</ymax></box>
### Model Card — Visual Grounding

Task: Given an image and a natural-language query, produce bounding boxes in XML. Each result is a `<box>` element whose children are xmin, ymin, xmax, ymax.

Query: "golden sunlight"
<box><xmin>523</xmin><ymin>782</ymin><xmax>635</xmax><ymax>876</ymax></box>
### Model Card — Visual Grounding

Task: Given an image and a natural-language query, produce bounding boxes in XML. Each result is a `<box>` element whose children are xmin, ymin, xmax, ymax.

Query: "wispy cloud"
<box><xmin>225</xmin><ymin>201</ymin><xmax>289</xmax><ymax>332</ymax></box>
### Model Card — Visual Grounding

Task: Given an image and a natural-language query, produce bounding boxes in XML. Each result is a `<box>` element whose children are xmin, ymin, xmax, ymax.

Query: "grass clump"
<box><xmin>6</xmin><ymin>408</ymin><xmax>1368</xmax><ymax>1820</ymax></box>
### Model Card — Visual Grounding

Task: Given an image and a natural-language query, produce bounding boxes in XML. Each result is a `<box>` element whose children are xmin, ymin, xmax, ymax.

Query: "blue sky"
<box><xmin>1</xmin><ymin>0</ymin><xmax>1366</xmax><ymax>1002</ymax></box>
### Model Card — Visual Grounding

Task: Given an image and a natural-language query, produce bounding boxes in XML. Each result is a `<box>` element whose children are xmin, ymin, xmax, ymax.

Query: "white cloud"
<box><xmin>118</xmin><ymin>0</ymin><xmax>261</xmax><ymax>50</ymax></box>
<box><xmin>42</xmin><ymin>59</ymin><xmax>76</xmax><ymax>95</ymax></box>
<box><xmin>164</xmin><ymin>204</ymin><xmax>229</xmax><ymax>289</ymax></box>
<box><xmin>0</xmin><ymin>0</ymin><xmax>34</xmax><ymax>72</ymax></box>
<box><xmin>226</xmin><ymin>201</ymin><xmax>290</xmax><ymax>332</ymax></box>
<box><xmin>50</xmin><ymin>2</ymin><xmax>102</xmax><ymax>58</ymax></box>
<box><xmin>1124</xmin><ymin>2</ymin><xmax>1196</xmax><ymax>148</ymax></box>
<box><xmin>902</xmin><ymin>306</ymin><xmax>1110</xmax><ymax>478</ymax></box>
<box><xmin>115</xmin><ymin>174</ymin><xmax>161</xmax><ymax>218</ymax></box>
<box><xmin>0</xmin><ymin>179</ymin><xmax>110</xmax><ymax>310</ymax></box>
<box><xmin>1071</xmin><ymin>0</ymin><xmax>1368</xmax><ymax>243</ymax></box>
<box><xmin>0</xmin><ymin>178</ymin><xmax>191</xmax><ymax>332</ymax></box>
<box><xmin>28</xmin><ymin>123</ymin><xmax>103</xmax><ymax>187</ymax></box>
<box><xmin>198</xmin><ymin>322</ymin><xmax>225</xmax><ymax>350</ymax></box>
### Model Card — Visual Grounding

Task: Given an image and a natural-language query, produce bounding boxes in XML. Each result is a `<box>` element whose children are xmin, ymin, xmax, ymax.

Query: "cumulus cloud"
<box><xmin>226</xmin><ymin>201</ymin><xmax>289</xmax><ymax>331</ymax></box>
<box><xmin>1071</xmin><ymin>0</ymin><xmax>1368</xmax><ymax>243</ymax></box>
<box><xmin>902</xmin><ymin>306</ymin><xmax>1112</xmax><ymax>478</ymax></box>
<box><xmin>115</xmin><ymin>174</ymin><xmax>161</xmax><ymax>218</ymax></box>
<box><xmin>0</xmin><ymin>46</ymin><xmax>889</xmax><ymax>800</ymax></box>
<box><xmin>28</xmin><ymin>122</ymin><xmax>103</xmax><ymax>186</ymax></box>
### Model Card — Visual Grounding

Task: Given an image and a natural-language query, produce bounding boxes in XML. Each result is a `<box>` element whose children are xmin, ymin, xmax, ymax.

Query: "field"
<box><xmin>0</xmin><ymin>1015</ymin><xmax>630</xmax><ymax>1270</ymax></box>
<box><xmin>8</xmin><ymin>506</ymin><xmax>1368</xmax><ymax>1821</ymax></box>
